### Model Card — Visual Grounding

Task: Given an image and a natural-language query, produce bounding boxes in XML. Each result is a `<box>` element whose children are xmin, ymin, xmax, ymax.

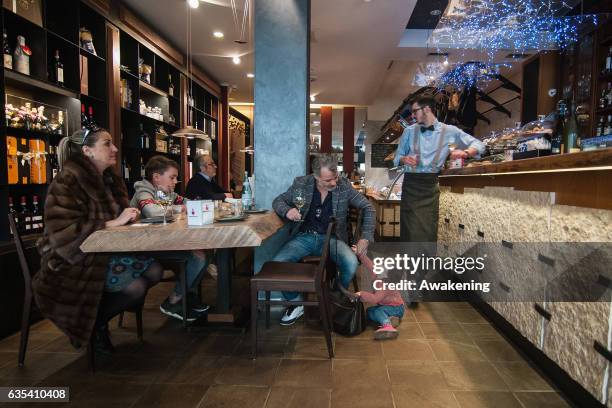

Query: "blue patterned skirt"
<box><xmin>105</xmin><ymin>254</ymin><xmax>155</xmax><ymax>292</ymax></box>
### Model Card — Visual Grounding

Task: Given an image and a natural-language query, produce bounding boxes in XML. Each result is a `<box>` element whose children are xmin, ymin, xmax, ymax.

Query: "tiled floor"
<box><xmin>0</xmin><ymin>280</ymin><xmax>573</xmax><ymax>408</ymax></box>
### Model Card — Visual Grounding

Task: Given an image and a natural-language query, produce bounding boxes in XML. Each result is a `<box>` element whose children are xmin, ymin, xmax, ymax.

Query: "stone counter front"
<box><xmin>437</xmin><ymin>165</ymin><xmax>612</xmax><ymax>406</ymax></box>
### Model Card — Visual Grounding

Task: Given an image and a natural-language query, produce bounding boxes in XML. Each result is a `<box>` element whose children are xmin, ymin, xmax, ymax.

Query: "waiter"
<box><xmin>394</xmin><ymin>95</ymin><xmax>485</xmax><ymax>242</ymax></box>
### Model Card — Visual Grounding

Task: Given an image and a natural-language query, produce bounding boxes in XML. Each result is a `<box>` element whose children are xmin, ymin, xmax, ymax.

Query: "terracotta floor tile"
<box><xmin>0</xmin><ymin>352</ymin><xmax>80</xmax><ymax>381</ymax></box>
<box><xmin>331</xmin><ymin>386</ymin><xmax>394</xmax><ymax>408</ymax></box>
<box><xmin>513</xmin><ymin>391</ymin><xmax>572</xmax><ymax>407</ymax></box>
<box><xmin>333</xmin><ymin>338</ymin><xmax>383</xmax><ymax>359</ymax></box>
<box><xmin>264</xmin><ymin>387</ymin><xmax>331</xmax><ymax>408</ymax></box>
<box><xmin>392</xmin><ymin>386</ymin><xmax>459</xmax><ymax>408</ymax></box>
<box><xmin>198</xmin><ymin>385</ymin><xmax>269</xmax><ymax>408</ymax></box>
<box><xmin>453</xmin><ymin>391</ymin><xmax>523</xmax><ymax>408</ymax></box>
<box><xmin>156</xmin><ymin>354</ymin><xmax>224</xmax><ymax>385</ymax></box>
<box><xmin>428</xmin><ymin>339</ymin><xmax>488</xmax><ymax>362</ymax></box>
<box><xmin>439</xmin><ymin>362</ymin><xmax>509</xmax><ymax>391</ymax></box>
<box><xmin>132</xmin><ymin>383</ymin><xmax>209</xmax><ymax>408</ymax></box>
<box><xmin>0</xmin><ymin>331</ymin><xmax>61</xmax><ymax>352</ymax></box>
<box><xmin>418</xmin><ymin>322</ymin><xmax>473</xmax><ymax>341</ymax></box>
<box><xmin>288</xmin><ymin>337</ymin><xmax>333</xmax><ymax>359</ymax></box>
<box><xmin>332</xmin><ymin>358</ymin><xmax>389</xmax><ymax>389</ymax></box>
<box><xmin>386</xmin><ymin>360</ymin><xmax>451</xmax><ymax>391</ymax></box>
<box><xmin>382</xmin><ymin>339</ymin><xmax>435</xmax><ymax>361</ymax></box>
<box><xmin>450</xmin><ymin>308</ymin><xmax>488</xmax><ymax>324</ymax></box>
<box><xmin>71</xmin><ymin>378</ymin><xmax>151</xmax><ymax>408</ymax></box>
<box><xmin>459</xmin><ymin>323</ymin><xmax>503</xmax><ymax>340</ymax></box>
<box><xmin>214</xmin><ymin>357</ymin><xmax>280</xmax><ymax>386</ymax></box>
<box><xmin>492</xmin><ymin>362</ymin><xmax>554</xmax><ymax>391</ymax></box>
<box><xmin>274</xmin><ymin>359</ymin><xmax>332</xmax><ymax>388</ymax></box>
<box><xmin>235</xmin><ymin>337</ymin><xmax>290</xmax><ymax>358</ymax></box>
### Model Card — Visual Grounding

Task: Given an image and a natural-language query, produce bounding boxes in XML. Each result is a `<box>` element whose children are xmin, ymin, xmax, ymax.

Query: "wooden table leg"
<box><xmin>216</xmin><ymin>248</ymin><xmax>233</xmax><ymax>313</ymax></box>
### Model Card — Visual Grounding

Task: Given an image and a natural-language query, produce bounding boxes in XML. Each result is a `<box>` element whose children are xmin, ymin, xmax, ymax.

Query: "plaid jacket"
<box><xmin>272</xmin><ymin>175</ymin><xmax>375</xmax><ymax>243</ymax></box>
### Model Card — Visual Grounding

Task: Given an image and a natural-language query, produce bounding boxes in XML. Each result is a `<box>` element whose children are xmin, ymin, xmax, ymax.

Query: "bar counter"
<box><xmin>436</xmin><ymin>147</ymin><xmax>612</xmax><ymax>404</ymax></box>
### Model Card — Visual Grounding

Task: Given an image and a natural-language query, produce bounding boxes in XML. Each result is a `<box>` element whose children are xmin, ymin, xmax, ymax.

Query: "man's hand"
<box><xmin>449</xmin><ymin>150</ymin><xmax>469</xmax><ymax>159</ymax></box>
<box><xmin>286</xmin><ymin>208</ymin><xmax>302</xmax><ymax>222</ymax></box>
<box><xmin>225</xmin><ymin>193</ymin><xmax>233</xmax><ymax>199</ymax></box>
<box><xmin>400</xmin><ymin>155</ymin><xmax>418</xmax><ymax>166</ymax></box>
<box><xmin>355</xmin><ymin>239</ymin><xmax>369</xmax><ymax>256</ymax></box>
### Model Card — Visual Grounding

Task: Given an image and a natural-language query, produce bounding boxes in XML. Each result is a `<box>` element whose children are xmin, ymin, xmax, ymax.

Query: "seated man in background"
<box><xmin>272</xmin><ymin>154</ymin><xmax>376</xmax><ymax>325</ymax></box>
<box><xmin>130</xmin><ymin>155</ymin><xmax>210</xmax><ymax>321</ymax></box>
<box><xmin>185</xmin><ymin>154</ymin><xmax>233</xmax><ymax>201</ymax></box>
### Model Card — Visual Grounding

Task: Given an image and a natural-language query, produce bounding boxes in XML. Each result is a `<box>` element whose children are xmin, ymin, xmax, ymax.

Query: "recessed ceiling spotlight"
<box><xmin>430</xmin><ymin>9</ymin><xmax>441</xmax><ymax>16</ymax></box>
<box><xmin>246</xmin><ymin>73</ymin><xmax>254</xmax><ymax>78</ymax></box>
<box><xmin>443</xmin><ymin>58</ymin><xmax>449</xmax><ymax>66</ymax></box>
<box><xmin>363</xmin><ymin>0</ymin><xmax>372</xmax><ymax>2</ymax></box>
<box><xmin>232</xmin><ymin>56</ymin><xmax>241</xmax><ymax>64</ymax></box>
<box><xmin>187</xmin><ymin>0</ymin><xmax>199</xmax><ymax>9</ymax></box>
<box><xmin>310</xmin><ymin>95</ymin><xmax>316</xmax><ymax>102</ymax></box>
<box><xmin>213</xmin><ymin>31</ymin><xmax>224</xmax><ymax>39</ymax></box>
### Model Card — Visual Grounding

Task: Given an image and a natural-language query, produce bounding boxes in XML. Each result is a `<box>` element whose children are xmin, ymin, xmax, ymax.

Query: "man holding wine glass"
<box><xmin>271</xmin><ymin>154</ymin><xmax>375</xmax><ymax>325</ymax></box>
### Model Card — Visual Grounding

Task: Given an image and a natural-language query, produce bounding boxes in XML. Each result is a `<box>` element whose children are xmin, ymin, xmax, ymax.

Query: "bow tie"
<box><xmin>420</xmin><ymin>125</ymin><xmax>435</xmax><ymax>133</ymax></box>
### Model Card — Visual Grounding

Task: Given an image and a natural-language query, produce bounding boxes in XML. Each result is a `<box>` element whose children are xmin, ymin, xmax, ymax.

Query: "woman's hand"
<box><xmin>106</xmin><ymin>208</ymin><xmax>140</xmax><ymax>228</ymax></box>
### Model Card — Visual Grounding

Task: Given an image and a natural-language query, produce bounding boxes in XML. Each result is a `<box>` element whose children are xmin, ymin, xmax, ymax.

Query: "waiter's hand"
<box><xmin>355</xmin><ymin>239</ymin><xmax>369</xmax><ymax>256</ymax></box>
<box><xmin>286</xmin><ymin>208</ymin><xmax>302</xmax><ymax>221</ymax></box>
<box><xmin>449</xmin><ymin>149</ymin><xmax>469</xmax><ymax>159</ymax></box>
<box><xmin>400</xmin><ymin>155</ymin><xmax>418</xmax><ymax>166</ymax></box>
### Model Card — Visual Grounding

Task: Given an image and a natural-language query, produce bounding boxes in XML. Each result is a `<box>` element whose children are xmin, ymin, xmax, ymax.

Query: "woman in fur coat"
<box><xmin>33</xmin><ymin>127</ymin><xmax>162</xmax><ymax>354</ymax></box>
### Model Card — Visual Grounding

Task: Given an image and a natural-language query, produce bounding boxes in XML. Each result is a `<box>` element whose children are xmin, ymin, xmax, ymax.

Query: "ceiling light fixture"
<box><xmin>443</xmin><ymin>58</ymin><xmax>449</xmax><ymax>66</ymax></box>
<box><xmin>310</xmin><ymin>95</ymin><xmax>316</xmax><ymax>102</ymax></box>
<box><xmin>213</xmin><ymin>31</ymin><xmax>224</xmax><ymax>38</ymax></box>
<box><xmin>187</xmin><ymin>0</ymin><xmax>199</xmax><ymax>9</ymax></box>
<box><xmin>232</xmin><ymin>56</ymin><xmax>241</xmax><ymax>64</ymax></box>
<box><xmin>246</xmin><ymin>73</ymin><xmax>254</xmax><ymax>78</ymax></box>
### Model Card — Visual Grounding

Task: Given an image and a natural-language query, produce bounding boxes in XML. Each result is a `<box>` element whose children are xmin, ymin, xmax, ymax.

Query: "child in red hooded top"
<box><xmin>352</xmin><ymin>247</ymin><xmax>404</xmax><ymax>340</ymax></box>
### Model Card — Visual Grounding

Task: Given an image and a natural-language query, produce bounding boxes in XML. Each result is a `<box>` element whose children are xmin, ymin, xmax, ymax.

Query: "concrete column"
<box><xmin>342</xmin><ymin>107</ymin><xmax>355</xmax><ymax>173</ymax></box>
<box><xmin>254</xmin><ymin>0</ymin><xmax>310</xmax><ymax>272</ymax></box>
<box><xmin>320</xmin><ymin>106</ymin><xmax>332</xmax><ymax>153</ymax></box>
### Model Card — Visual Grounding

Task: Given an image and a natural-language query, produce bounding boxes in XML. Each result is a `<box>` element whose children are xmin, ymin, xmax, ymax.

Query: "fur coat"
<box><xmin>32</xmin><ymin>154</ymin><xmax>128</xmax><ymax>346</ymax></box>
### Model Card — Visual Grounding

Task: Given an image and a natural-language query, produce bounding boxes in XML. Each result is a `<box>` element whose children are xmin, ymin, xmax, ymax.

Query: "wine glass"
<box><xmin>155</xmin><ymin>188</ymin><xmax>173</xmax><ymax>224</ymax></box>
<box><xmin>293</xmin><ymin>189</ymin><xmax>305</xmax><ymax>222</ymax></box>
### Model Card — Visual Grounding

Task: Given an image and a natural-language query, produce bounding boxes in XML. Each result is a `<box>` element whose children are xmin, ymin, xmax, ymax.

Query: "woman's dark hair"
<box><xmin>57</xmin><ymin>127</ymin><xmax>108</xmax><ymax>170</ymax></box>
<box><xmin>145</xmin><ymin>155</ymin><xmax>179</xmax><ymax>182</ymax></box>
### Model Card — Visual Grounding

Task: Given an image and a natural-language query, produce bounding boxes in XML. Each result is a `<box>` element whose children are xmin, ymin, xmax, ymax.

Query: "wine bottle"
<box><xmin>140</xmin><ymin>157</ymin><xmax>145</xmax><ymax>179</ymax></box>
<box><xmin>605</xmin><ymin>46</ymin><xmax>612</xmax><ymax>74</ymax></box>
<box><xmin>3</xmin><ymin>29</ymin><xmax>12</xmax><ymax>69</ymax></box>
<box><xmin>600</xmin><ymin>88</ymin><xmax>608</xmax><ymax>109</ymax></box>
<box><xmin>81</xmin><ymin>103</ymin><xmax>88</xmax><ymax>128</ymax></box>
<box><xmin>48</xmin><ymin>145</ymin><xmax>59</xmax><ymax>179</ymax></box>
<box><xmin>563</xmin><ymin>102</ymin><xmax>580</xmax><ymax>153</ymax></box>
<box><xmin>88</xmin><ymin>106</ymin><xmax>95</xmax><ymax>127</ymax></box>
<box><xmin>13</xmin><ymin>35</ymin><xmax>31</xmax><ymax>76</ymax></box>
<box><xmin>241</xmin><ymin>171</ymin><xmax>252</xmax><ymax>210</ymax></box>
<box><xmin>605</xmin><ymin>115</ymin><xmax>612</xmax><ymax>136</ymax></box>
<box><xmin>168</xmin><ymin>74</ymin><xmax>174</xmax><ymax>97</ymax></box>
<box><xmin>8</xmin><ymin>196</ymin><xmax>16</xmax><ymax>236</ymax></box>
<box><xmin>51</xmin><ymin>49</ymin><xmax>64</xmax><ymax>86</ymax></box>
<box><xmin>139</xmin><ymin>123</ymin><xmax>149</xmax><ymax>149</ymax></box>
<box><xmin>123</xmin><ymin>157</ymin><xmax>130</xmax><ymax>182</ymax></box>
<box><xmin>31</xmin><ymin>195</ymin><xmax>43</xmax><ymax>232</ymax></box>
<box><xmin>596</xmin><ymin>116</ymin><xmax>605</xmax><ymax>137</ymax></box>
<box><xmin>19</xmin><ymin>196</ymin><xmax>31</xmax><ymax>232</ymax></box>
<box><xmin>551</xmin><ymin>100</ymin><xmax>565</xmax><ymax>154</ymax></box>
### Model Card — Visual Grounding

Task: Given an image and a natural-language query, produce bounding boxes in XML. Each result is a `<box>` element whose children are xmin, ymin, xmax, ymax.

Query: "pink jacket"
<box><xmin>356</xmin><ymin>253</ymin><xmax>404</xmax><ymax>306</ymax></box>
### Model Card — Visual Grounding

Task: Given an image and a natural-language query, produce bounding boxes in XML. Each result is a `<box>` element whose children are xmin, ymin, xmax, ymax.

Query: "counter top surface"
<box><xmin>367</xmin><ymin>193</ymin><xmax>401</xmax><ymax>203</ymax></box>
<box><xmin>440</xmin><ymin>148</ymin><xmax>612</xmax><ymax>177</ymax></box>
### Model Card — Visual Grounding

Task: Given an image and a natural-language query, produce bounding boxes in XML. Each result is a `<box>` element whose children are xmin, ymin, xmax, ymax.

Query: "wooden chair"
<box><xmin>251</xmin><ymin>222</ymin><xmax>336</xmax><ymax>359</ymax></box>
<box><xmin>8</xmin><ymin>213</ymin><xmax>143</xmax><ymax>371</ymax></box>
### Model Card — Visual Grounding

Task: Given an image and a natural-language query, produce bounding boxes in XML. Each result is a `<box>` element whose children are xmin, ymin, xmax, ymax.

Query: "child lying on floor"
<box><xmin>351</xmin><ymin>246</ymin><xmax>405</xmax><ymax>340</ymax></box>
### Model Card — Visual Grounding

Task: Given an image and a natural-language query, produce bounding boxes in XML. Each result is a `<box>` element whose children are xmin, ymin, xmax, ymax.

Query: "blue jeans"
<box><xmin>154</xmin><ymin>251</ymin><xmax>208</xmax><ymax>296</ymax></box>
<box><xmin>367</xmin><ymin>305</ymin><xmax>404</xmax><ymax>326</ymax></box>
<box><xmin>272</xmin><ymin>232</ymin><xmax>358</xmax><ymax>300</ymax></box>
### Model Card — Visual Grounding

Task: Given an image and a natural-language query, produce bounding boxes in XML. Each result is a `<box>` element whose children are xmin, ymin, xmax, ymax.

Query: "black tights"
<box><xmin>96</xmin><ymin>261</ymin><xmax>163</xmax><ymax>328</ymax></box>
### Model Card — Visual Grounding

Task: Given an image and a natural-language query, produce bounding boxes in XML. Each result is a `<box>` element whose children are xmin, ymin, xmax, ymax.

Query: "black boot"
<box><xmin>93</xmin><ymin>324</ymin><xmax>114</xmax><ymax>355</ymax></box>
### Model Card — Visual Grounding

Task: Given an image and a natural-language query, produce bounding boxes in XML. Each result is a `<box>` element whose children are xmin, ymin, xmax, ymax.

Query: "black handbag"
<box><xmin>328</xmin><ymin>285</ymin><xmax>366</xmax><ymax>336</ymax></box>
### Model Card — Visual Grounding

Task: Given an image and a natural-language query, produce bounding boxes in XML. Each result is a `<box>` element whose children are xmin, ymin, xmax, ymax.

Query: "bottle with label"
<box><xmin>123</xmin><ymin>157</ymin><xmax>130</xmax><ymax>182</ymax></box>
<box><xmin>8</xmin><ymin>196</ymin><xmax>16</xmax><ymax>236</ymax></box>
<box><xmin>600</xmin><ymin>87</ymin><xmax>609</xmax><ymax>110</ymax></box>
<box><xmin>3</xmin><ymin>29</ymin><xmax>12</xmax><ymax>69</ymax></box>
<box><xmin>81</xmin><ymin>103</ymin><xmax>88</xmax><ymax>128</ymax></box>
<box><xmin>596</xmin><ymin>116</ymin><xmax>605</xmax><ymax>137</ymax></box>
<box><xmin>241</xmin><ymin>171</ymin><xmax>252</xmax><ymax>210</ymax></box>
<box><xmin>605</xmin><ymin>115</ymin><xmax>612</xmax><ymax>136</ymax></box>
<box><xmin>605</xmin><ymin>46</ymin><xmax>612</xmax><ymax>74</ymax></box>
<box><xmin>563</xmin><ymin>102</ymin><xmax>580</xmax><ymax>153</ymax></box>
<box><xmin>168</xmin><ymin>74</ymin><xmax>174</xmax><ymax>97</ymax></box>
<box><xmin>551</xmin><ymin>100</ymin><xmax>565</xmax><ymax>154</ymax></box>
<box><xmin>139</xmin><ymin>123</ymin><xmax>149</xmax><ymax>149</ymax></box>
<box><xmin>88</xmin><ymin>106</ymin><xmax>95</xmax><ymax>128</ymax></box>
<box><xmin>140</xmin><ymin>157</ymin><xmax>145</xmax><ymax>179</ymax></box>
<box><xmin>57</xmin><ymin>111</ymin><xmax>64</xmax><ymax>135</ymax></box>
<box><xmin>19</xmin><ymin>196</ymin><xmax>31</xmax><ymax>232</ymax></box>
<box><xmin>13</xmin><ymin>35</ymin><xmax>31</xmax><ymax>75</ymax></box>
<box><xmin>51</xmin><ymin>49</ymin><xmax>64</xmax><ymax>86</ymax></box>
<box><xmin>31</xmin><ymin>195</ymin><xmax>43</xmax><ymax>232</ymax></box>
<box><xmin>48</xmin><ymin>145</ymin><xmax>59</xmax><ymax>179</ymax></box>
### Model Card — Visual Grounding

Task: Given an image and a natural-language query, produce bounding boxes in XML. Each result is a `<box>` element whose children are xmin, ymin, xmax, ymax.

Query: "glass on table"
<box><xmin>232</xmin><ymin>200</ymin><xmax>243</xmax><ymax>216</ymax></box>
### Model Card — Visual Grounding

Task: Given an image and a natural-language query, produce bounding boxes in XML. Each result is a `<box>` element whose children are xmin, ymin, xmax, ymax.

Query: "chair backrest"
<box><xmin>315</xmin><ymin>220</ymin><xmax>336</xmax><ymax>289</ymax></box>
<box><xmin>7</xmin><ymin>213</ymin><xmax>33</xmax><ymax>288</ymax></box>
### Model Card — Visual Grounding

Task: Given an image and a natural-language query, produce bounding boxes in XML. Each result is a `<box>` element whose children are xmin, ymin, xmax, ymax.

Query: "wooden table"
<box><xmin>80</xmin><ymin>212</ymin><xmax>284</xmax><ymax>320</ymax></box>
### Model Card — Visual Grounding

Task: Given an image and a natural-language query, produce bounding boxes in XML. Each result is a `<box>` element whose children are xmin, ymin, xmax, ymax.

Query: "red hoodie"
<box><xmin>356</xmin><ymin>252</ymin><xmax>404</xmax><ymax>306</ymax></box>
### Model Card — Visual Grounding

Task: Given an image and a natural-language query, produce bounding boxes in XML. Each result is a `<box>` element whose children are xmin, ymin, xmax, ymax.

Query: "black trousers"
<box><xmin>400</xmin><ymin>173</ymin><xmax>440</xmax><ymax>243</ymax></box>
